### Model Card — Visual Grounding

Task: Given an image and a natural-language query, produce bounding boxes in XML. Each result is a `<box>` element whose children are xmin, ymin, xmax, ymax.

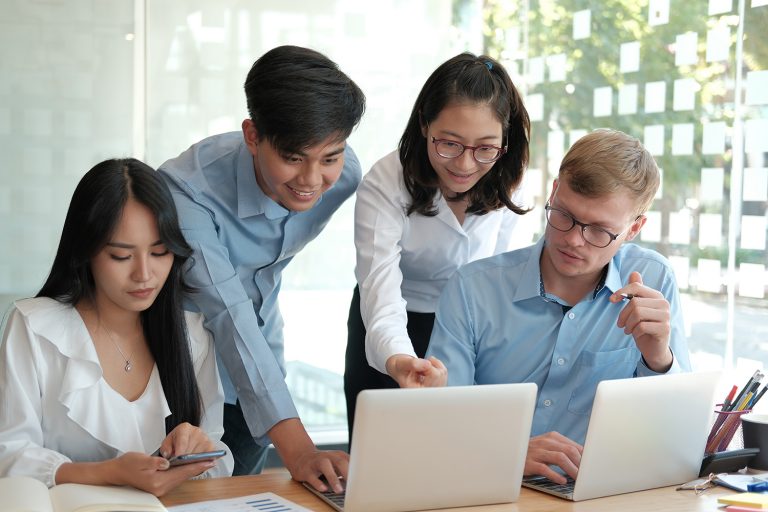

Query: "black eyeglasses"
<box><xmin>544</xmin><ymin>203</ymin><xmax>626</xmax><ymax>248</ymax></box>
<box><xmin>430</xmin><ymin>137</ymin><xmax>507</xmax><ymax>164</ymax></box>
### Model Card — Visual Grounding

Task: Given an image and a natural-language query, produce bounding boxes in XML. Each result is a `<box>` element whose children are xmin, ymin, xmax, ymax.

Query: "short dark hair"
<box><xmin>37</xmin><ymin>158</ymin><xmax>202</xmax><ymax>432</ymax></box>
<box><xmin>399</xmin><ymin>53</ymin><xmax>530</xmax><ymax>217</ymax></box>
<box><xmin>244</xmin><ymin>45</ymin><xmax>366</xmax><ymax>152</ymax></box>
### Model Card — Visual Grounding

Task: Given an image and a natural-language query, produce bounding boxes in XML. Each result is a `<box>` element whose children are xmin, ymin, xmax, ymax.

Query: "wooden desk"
<box><xmin>161</xmin><ymin>470</ymin><xmax>736</xmax><ymax>511</ymax></box>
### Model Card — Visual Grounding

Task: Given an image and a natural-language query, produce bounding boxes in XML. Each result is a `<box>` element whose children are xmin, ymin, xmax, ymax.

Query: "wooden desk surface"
<box><xmin>160</xmin><ymin>470</ymin><xmax>735</xmax><ymax>511</ymax></box>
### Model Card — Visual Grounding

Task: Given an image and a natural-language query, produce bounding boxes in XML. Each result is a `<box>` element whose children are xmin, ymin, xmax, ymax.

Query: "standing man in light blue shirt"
<box><xmin>159</xmin><ymin>45</ymin><xmax>365</xmax><ymax>494</ymax></box>
<box><xmin>426</xmin><ymin>129</ymin><xmax>691</xmax><ymax>485</ymax></box>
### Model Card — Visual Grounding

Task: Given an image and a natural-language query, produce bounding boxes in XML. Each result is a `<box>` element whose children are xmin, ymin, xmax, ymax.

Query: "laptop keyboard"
<box><xmin>524</xmin><ymin>475</ymin><xmax>576</xmax><ymax>494</ymax></box>
<box><xmin>318</xmin><ymin>489</ymin><xmax>346</xmax><ymax>508</ymax></box>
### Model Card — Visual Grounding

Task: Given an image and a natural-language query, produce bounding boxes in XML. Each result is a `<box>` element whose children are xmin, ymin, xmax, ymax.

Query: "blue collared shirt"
<box><xmin>426</xmin><ymin>237</ymin><xmax>691</xmax><ymax>445</ymax></box>
<box><xmin>159</xmin><ymin>131</ymin><xmax>361</xmax><ymax>440</ymax></box>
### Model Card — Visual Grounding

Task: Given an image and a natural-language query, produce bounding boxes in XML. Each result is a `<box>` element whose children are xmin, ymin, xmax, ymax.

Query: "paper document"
<box><xmin>168</xmin><ymin>492</ymin><xmax>312</xmax><ymax>512</ymax></box>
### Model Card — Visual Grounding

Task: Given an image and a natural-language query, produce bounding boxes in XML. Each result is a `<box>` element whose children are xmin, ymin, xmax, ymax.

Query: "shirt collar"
<box><xmin>235</xmin><ymin>144</ymin><xmax>290</xmax><ymax>220</ymax></box>
<box><xmin>511</xmin><ymin>236</ymin><xmax>547</xmax><ymax>302</ymax></box>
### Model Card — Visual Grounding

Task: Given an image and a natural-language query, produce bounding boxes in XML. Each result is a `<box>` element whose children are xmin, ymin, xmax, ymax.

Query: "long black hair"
<box><xmin>37</xmin><ymin>158</ymin><xmax>201</xmax><ymax>432</ymax></box>
<box><xmin>399</xmin><ymin>52</ymin><xmax>530</xmax><ymax>217</ymax></box>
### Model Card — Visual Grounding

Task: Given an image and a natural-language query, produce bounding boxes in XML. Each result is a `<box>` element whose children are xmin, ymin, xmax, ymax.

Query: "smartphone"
<box><xmin>167</xmin><ymin>449</ymin><xmax>227</xmax><ymax>467</ymax></box>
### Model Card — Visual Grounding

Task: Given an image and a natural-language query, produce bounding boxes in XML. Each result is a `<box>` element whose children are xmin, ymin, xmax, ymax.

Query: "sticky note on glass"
<box><xmin>675</xmin><ymin>32</ymin><xmax>698</xmax><ymax>66</ymax></box>
<box><xmin>672</xmin><ymin>123</ymin><xmax>694</xmax><ymax>155</ymax></box>
<box><xmin>644</xmin><ymin>125</ymin><xmax>665</xmax><ymax>156</ymax></box>
<box><xmin>709</xmin><ymin>0</ymin><xmax>733</xmax><ymax>14</ymax></box>
<box><xmin>702</xmin><ymin>121</ymin><xmax>727</xmax><ymax>154</ymax></box>
<box><xmin>645</xmin><ymin>81</ymin><xmax>666</xmax><ymax>113</ymax></box>
<box><xmin>573</xmin><ymin>10</ymin><xmax>591</xmax><ymax>39</ymax></box>
<box><xmin>528</xmin><ymin>56</ymin><xmax>545</xmax><ymax>85</ymax></box>
<box><xmin>593</xmin><ymin>87</ymin><xmax>612</xmax><ymax>117</ymax></box>
<box><xmin>618</xmin><ymin>84</ymin><xmax>638</xmax><ymax>114</ymax></box>
<box><xmin>547</xmin><ymin>53</ymin><xmax>567</xmax><ymax>82</ymax></box>
<box><xmin>649</xmin><ymin>0</ymin><xmax>670</xmax><ymax>25</ymax></box>
<box><xmin>746</xmin><ymin>70</ymin><xmax>768</xmax><ymax>105</ymax></box>
<box><xmin>673</xmin><ymin>78</ymin><xmax>697</xmax><ymax>111</ymax></box>
<box><xmin>526</xmin><ymin>93</ymin><xmax>544</xmax><ymax>122</ymax></box>
<box><xmin>707</xmin><ymin>26</ymin><xmax>731</xmax><ymax>62</ymax></box>
<box><xmin>620</xmin><ymin>42</ymin><xmax>640</xmax><ymax>73</ymax></box>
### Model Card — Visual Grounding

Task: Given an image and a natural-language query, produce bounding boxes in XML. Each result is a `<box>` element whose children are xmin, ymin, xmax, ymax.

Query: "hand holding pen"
<box><xmin>609</xmin><ymin>271</ymin><xmax>673</xmax><ymax>373</ymax></box>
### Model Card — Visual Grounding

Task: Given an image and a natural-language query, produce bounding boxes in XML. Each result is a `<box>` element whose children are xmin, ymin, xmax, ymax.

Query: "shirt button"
<box><xmin>568</xmin><ymin>312</ymin><xmax>575</xmax><ymax>319</ymax></box>
<box><xmin>557</xmin><ymin>357</ymin><xmax>566</xmax><ymax>365</ymax></box>
<box><xmin>543</xmin><ymin>399</ymin><xmax>552</xmax><ymax>407</ymax></box>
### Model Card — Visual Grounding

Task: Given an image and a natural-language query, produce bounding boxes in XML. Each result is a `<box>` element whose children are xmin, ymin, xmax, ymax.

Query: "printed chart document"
<box><xmin>0</xmin><ymin>476</ymin><xmax>165</xmax><ymax>512</ymax></box>
<box><xmin>168</xmin><ymin>492</ymin><xmax>312</xmax><ymax>511</ymax></box>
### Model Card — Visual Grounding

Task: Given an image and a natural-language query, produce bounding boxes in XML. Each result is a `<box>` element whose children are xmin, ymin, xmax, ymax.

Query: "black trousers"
<box><xmin>343</xmin><ymin>286</ymin><xmax>435</xmax><ymax>443</ymax></box>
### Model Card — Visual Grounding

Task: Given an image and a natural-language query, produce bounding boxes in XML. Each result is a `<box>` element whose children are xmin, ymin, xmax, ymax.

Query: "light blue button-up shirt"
<box><xmin>159</xmin><ymin>131</ymin><xmax>361</xmax><ymax>440</ymax></box>
<box><xmin>426</xmin><ymin>237</ymin><xmax>690</xmax><ymax>445</ymax></box>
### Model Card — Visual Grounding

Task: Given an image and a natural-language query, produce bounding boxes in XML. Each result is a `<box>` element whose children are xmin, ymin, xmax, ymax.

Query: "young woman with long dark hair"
<box><xmin>0</xmin><ymin>158</ymin><xmax>232</xmax><ymax>495</ymax></box>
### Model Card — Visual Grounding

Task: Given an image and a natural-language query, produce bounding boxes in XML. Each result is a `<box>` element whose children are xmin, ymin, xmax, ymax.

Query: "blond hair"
<box><xmin>559</xmin><ymin>129</ymin><xmax>660</xmax><ymax>215</ymax></box>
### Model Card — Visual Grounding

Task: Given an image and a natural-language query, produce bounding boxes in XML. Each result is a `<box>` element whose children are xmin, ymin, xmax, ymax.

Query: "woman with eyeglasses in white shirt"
<box><xmin>344</xmin><ymin>53</ymin><xmax>531</xmax><ymax>439</ymax></box>
<box><xmin>0</xmin><ymin>158</ymin><xmax>232</xmax><ymax>495</ymax></box>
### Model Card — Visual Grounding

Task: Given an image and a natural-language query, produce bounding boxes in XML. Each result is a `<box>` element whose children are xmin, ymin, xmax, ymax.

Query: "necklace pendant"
<box><xmin>124</xmin><ymin>361</ymin><xmax>132</xmax><ymax>372</ymax></box>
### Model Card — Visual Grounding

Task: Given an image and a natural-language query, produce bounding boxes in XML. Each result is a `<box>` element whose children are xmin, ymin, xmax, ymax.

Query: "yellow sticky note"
<box><xmin>718</xmin><ymin>493</ymin><xmax>768</xmax><ymax>509</ymax></box>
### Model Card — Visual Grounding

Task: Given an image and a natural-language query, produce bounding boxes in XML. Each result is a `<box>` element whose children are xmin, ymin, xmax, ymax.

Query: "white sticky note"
<box><xmin>706</xmin><ymin>26</ymin><xmax>731</xmax><ymax>62</ymax></box>
<box><xmin>645</xmin><ymin>81</ymin><xmax>666</xmax><ymax>113</ymax></box>
<box><xmin>672</xmin><ymin>123</ymin><xmax>694</xmax><ymax>155</ymax></box>
<box><xmin>641</xmin><ymin>211</ymin><xmax>662</xmax><ymax>242</ymax></box>
<box><xmin>548</xmin><ymin>130</ymin><xmax>565</xmax><ymax>160</ymax></box>
<box><xmin>741</xmin><ymin>215</ymin><xmax>767</xmax><ymax>250</ymax></box>
<box><xmin>702</xmin><ymin>122</ymin><xmax>727</xmax><ymax>154</ymax></box>
<box><xmin>753</xmin><ymin>0</ymin><xmax>768</xmax><ymax>6</ymax></box>
<box><xmin>593</xmin><ymin>87</ymin><xmax>612</xmax><ymax>117</ymax></box>
<box><xmin>669</xmin><ymin>255</ymin><xmax>691</xmax><ymax>290</ymax></box>
<box><xmin>699</xmin><ymin>213</ymin><xmax>723</xmax><ymax>248</ymax></box>
<box><xmin>669</xmin><ymin>211</ymin><xmax>692</xmax><ymax>245</ymax></box>
<box><xmin>743</xmin><ymin>167</ymin><xmax>768</xmax><ymax>202</ymax></box>
<box><xmin>528</xmin><ymin>56</ymin><xmax>545</xmax><ymax>85</ymax></box>
<box><xmin>656</xmin><ymin>167</ymin><xmax>664</xmax><ymax>199</ymax></box>
<box><xmin>618</xmin><ymin>84</ymin><xmax>638</xmax><ymax>114</ymax></box>
<box><xmin>527</xmin><ymin>93</ymin><xmax>544</xmax><ymax>122</ymax></box>
<box><xmin>745</xmin><ymin>119</ymin><xmax>768</xmax><ymax>153</ymax></box>
<box><xmin>620</xmin><ymin>42</ymin><xmax>641</xmax><ymax>73</ymax></box>
<box><xmin>739</xmin><ymin>263</ymin><xmax>765</xmax><ymax>299</ymax></box>
<box><xmin>701</xmin><ymin>167</ymin><xmax>724</xmax><ymax>202</ymax></box>
<box><xmin>573</xmin><ymin>9</ymin><xmax>591</xmax><ymax>40</ymax></box>
<box><xmin>697</xmin><ymin>259</ymin><xmax>722</xmax><ymax>293</ymax></box>
<box><xmin>709</xmin><ymin>0</ymin><xmax>733</xmax><ymax>14</ymax></box>
<box><xmin>746</xmin><ymin>70</ymin><xmax>768</xmax><ymax>105</ymax></box>
<box><xmin>675</xmin><ymin>32</ymin><xmax>698</xmax><ymax>66</ymax></box>
<box><xmin>547</xmin><ymin>53</ymin><xmax>567</xmax><ymax>82</ymax></box>
<box><xmin>644</xmin><ymin>125</ymin><xmax>665</xmax><ymax>156</ymax></box>
<box><xmin>569</xmin><ymin>129</ymin><xmax>588</xmax><ymax>148</ymax></box>
<box><xmin>673</xmin><ymin>78</ymin><xmax>697</xmax><ymax>111</ymax></box>
<box><xmin>649</xmin><ymin>0</ymin><xmax>670</xmax><ymax>25</ymax></box>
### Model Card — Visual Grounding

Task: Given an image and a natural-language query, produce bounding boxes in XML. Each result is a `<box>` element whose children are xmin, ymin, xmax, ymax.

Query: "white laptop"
<box><xmin>522</xmin><ymin>371</ymin><xmax>721</xmax><ymax>501</ymax></box>
<box><xmin>305</xmin><ymin>383</ymin><xmax>537</xmax><ymax>512</ymax></box>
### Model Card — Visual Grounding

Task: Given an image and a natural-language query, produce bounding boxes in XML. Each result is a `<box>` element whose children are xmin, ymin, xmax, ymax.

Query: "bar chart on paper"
<box><xmin>168</xmin><ymin>492</ymin><xmax>313</xmax><ymax>512</ymax></box>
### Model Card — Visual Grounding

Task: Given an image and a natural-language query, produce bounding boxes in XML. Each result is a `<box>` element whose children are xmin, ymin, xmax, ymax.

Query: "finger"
<box><xmin>317</xmin><ymin>458</ymin><xmax>344</xmax><ymax>494</ymax></box>
<box><xmin>170</xmin><ymin>424</ymin><xmax>193</xmax><ymax>456</ymax></box>
<box><xmin>428</xmin><ymin>356</ymin><xmax>446</xmax><ymax>370</ymax></box>
<box><xmin>629</xmin><ymin>271</ymin><xmax>643</xmax><ymax>285</ymax></box>
<box><xmin>151</xmin><ymin>455</ymin><xmax>171</xmax><ymax>471</ymax></box>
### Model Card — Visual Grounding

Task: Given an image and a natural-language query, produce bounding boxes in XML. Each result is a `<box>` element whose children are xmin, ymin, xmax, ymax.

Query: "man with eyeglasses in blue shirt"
<box><xmin>426</xmin><ymin>128</ymin><xmax>691</xmax><ymax>485</ymax></box>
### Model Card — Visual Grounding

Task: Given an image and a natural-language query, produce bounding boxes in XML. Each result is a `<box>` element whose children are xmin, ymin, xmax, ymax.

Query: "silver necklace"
<box><xmin>102</xmin><ymin>325</ymin><xmax>134</xmax><ymax>372</ymax></box>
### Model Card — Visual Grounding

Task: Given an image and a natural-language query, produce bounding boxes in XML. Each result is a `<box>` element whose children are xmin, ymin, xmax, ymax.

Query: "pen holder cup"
<box><xmin>706</xmin><ymin>407</ymin><xmax>752</xmax><ymax>454</ymax></box>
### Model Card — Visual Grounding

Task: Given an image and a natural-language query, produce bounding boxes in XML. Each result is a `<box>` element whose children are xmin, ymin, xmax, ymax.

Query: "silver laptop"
<box><xmin>305</xmin><ymin>383</ymin><xmax>537</xmax><ymax>512</ymax></box>
<box><xmin>522</xmin><ymin>371</ymin><xmax>721</xmax><ymax>501</ymax></box>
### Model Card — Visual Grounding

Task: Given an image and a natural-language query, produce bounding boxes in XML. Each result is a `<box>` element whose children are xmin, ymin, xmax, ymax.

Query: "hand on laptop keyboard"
<box><xmin>525</xmin><ymin>432</ymin><xmax>583</xmax><ymax>485</ymax></box>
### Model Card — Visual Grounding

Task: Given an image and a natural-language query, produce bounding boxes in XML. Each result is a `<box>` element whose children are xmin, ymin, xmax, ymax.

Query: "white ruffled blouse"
<box><xmin>0</xmin><ymin>297</ymin><xmax>233</xmax><ymax>487</ymax></box>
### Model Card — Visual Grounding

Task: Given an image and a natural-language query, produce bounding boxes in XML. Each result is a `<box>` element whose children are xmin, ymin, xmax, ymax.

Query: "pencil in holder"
<box><xmin>706</xmin><ymin>407</ymin><xmax>752</xmax><ymax>454</ymax></box>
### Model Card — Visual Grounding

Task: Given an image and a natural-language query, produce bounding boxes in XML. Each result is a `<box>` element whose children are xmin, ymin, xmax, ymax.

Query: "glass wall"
<box><xmin>0</xmin><ymin>0</ymin><xmax>467</xmax><ymax>438</ymax></box>
<box><xmin>3</xmin><ymin>0</ymin><xmax>765</xmax><ymax>441</ymax></box>
<box><xmin>480</xmin><ymin>0</ymin><xmax>768</xmax><ymax>371</ymax></box>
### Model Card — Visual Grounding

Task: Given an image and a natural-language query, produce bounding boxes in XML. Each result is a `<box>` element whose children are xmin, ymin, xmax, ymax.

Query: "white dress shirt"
<box><xmin>355</xmin><ymin>150</ymin><xmax>523</xmax><ymax>374</ymax></box>
<box><xmin>0</xmin><ymin>297</ymin><xmax>233</xmax><ymax>487</ymax></box>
